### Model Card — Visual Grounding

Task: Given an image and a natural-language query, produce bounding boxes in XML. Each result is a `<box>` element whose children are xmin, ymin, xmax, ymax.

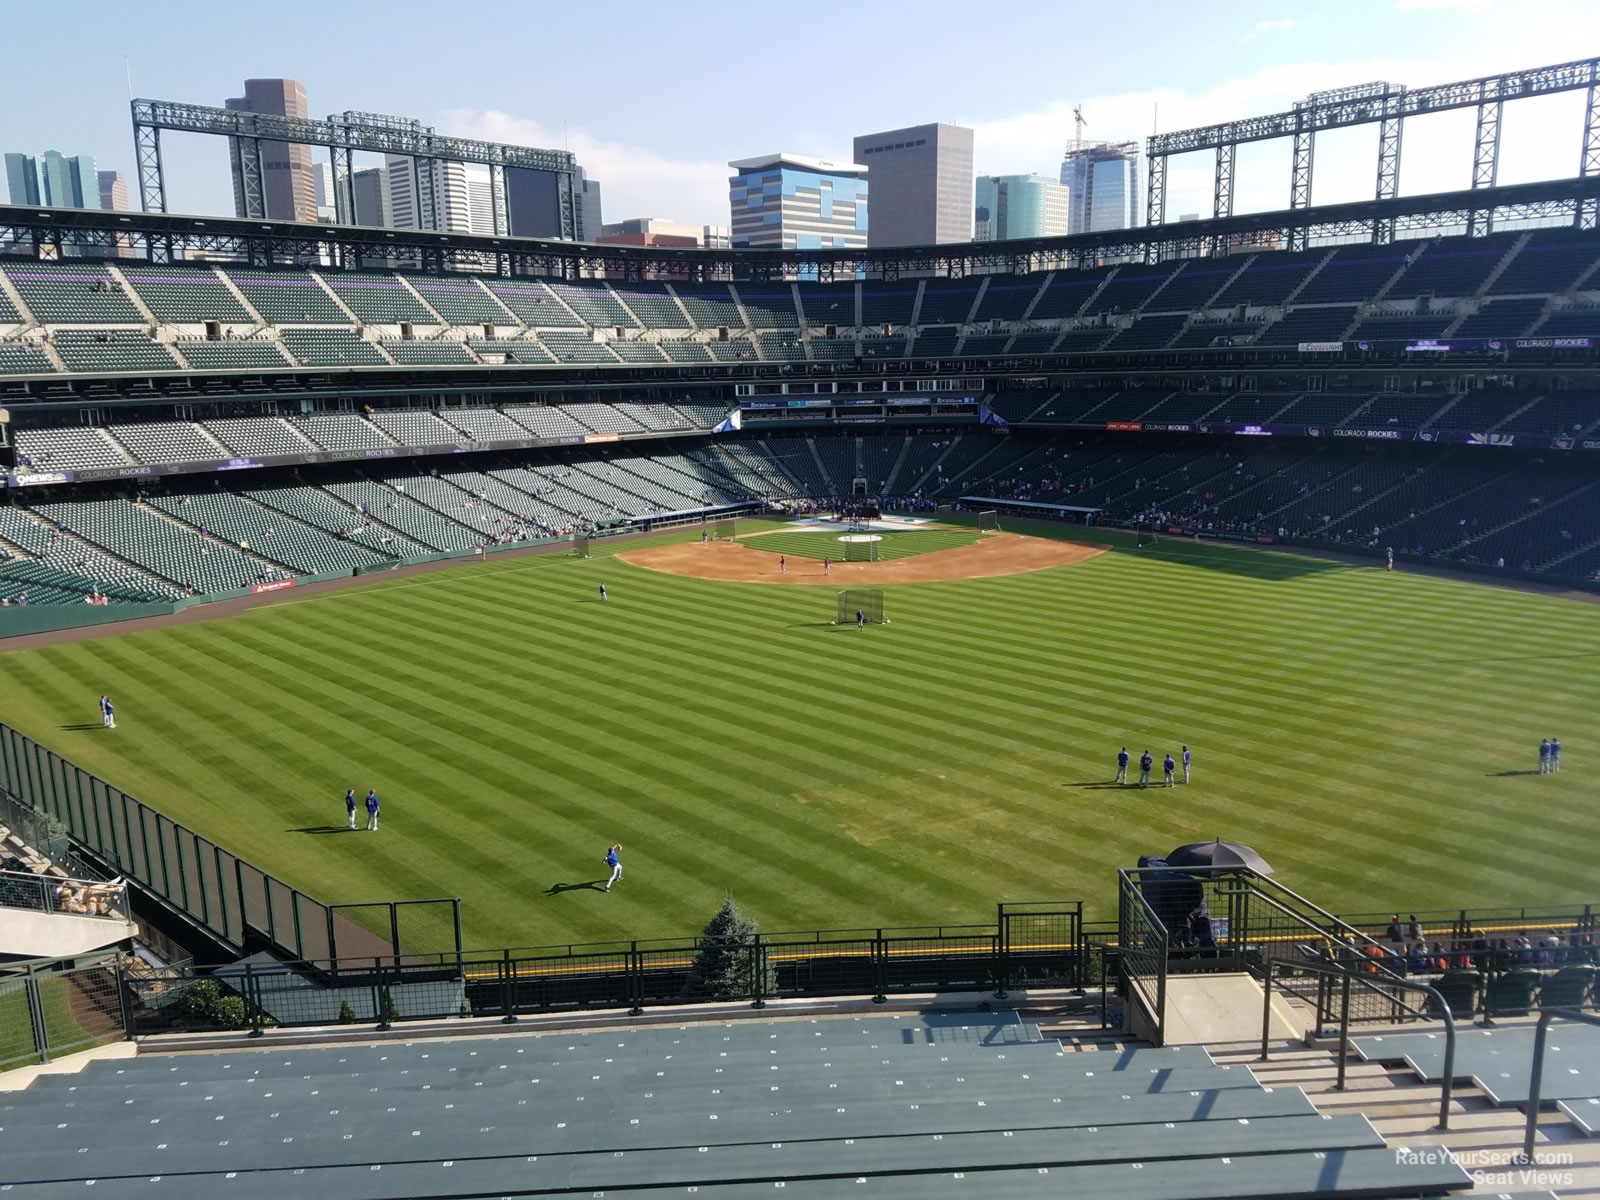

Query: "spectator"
<box><xmin>1386</xmin><ymin>914</ymin><xmax>1405</xmax><ymax>947</ymax></box>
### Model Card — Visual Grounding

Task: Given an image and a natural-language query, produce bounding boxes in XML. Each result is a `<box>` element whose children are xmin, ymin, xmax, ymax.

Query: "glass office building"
<box><xmin>1060</xmin><ymin>142</ymin><xmax>1140</xmax><ymax>235</ymax></box>
<box><xmin>727</xmin><ymin>153</ymin><xmax>868</xmax><ymax>251</ymax></box>
<box><xmin>974</xmin><ymin>174</ymin><xmax>1069</xmax><ymax>241</ymax></box>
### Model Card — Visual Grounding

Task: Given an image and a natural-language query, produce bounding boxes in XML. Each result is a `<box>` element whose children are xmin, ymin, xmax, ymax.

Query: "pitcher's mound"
<box><xmin>618</xmin><ymin>531</ymin><xmax>1106</xmax><ymax>585</ymax></box>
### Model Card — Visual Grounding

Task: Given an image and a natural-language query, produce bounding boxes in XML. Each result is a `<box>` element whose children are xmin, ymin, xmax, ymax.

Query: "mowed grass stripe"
<box><xmin>0</xmin><ymin>523</ymin><xmax>1594</xmax><ymax>949</ymax></box>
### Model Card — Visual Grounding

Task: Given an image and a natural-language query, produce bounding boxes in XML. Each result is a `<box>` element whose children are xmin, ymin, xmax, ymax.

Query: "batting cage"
<box><xmin>713</xmin><ymin>517</ymin><xmax>737</xmax><ymax>541</ymax></box>
<box><xmin>977</xmin><ymin>509</ymin><xmax>1001</xmax><ymax>533</ymax></box>
<box><xmin>572</xmin><ymin>531</ymin><xmax>592</xmax><ymax>559</ymax></box>
<box><xmin>842</xmin><ymin>538</ymin><xmax>880</xmax><ymax>562</ymax></box>
<box><xmin>835</xmin><ymin>588</ymin><xmax>887</xmax><ymax>625</ymax></box>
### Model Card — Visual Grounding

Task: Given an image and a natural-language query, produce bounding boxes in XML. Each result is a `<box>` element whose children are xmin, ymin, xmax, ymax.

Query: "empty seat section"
<box><xmin>1214</xmin><ymin>252</ymin><xmax>1322</xmax><ymax>307</ymax></box>
<box><xmin>1488</xmin><ymin>228</ymin><xmax>1600</xmax><ymax>294</ymax></box>
<box><xmin>1053</xmin><ymin>326</ymin><xmax>1112</xmax><ymax>353</ymax></box>
<box><xmin>1087</xmin><ymin>264</ymin><xmax>1181</xmax><ymax>313</ymax></box>
<box><xmin>614</xmin><ymin>403</ymin><xmax>695</xmax><ymax>432</ymax></box>
<box><xmin>436</xmin><ymin>408</ymin><xmax>530</xmax><ymax>442</ymax></box>
<box><xmin>858</xmin><ymin>282</ymin><xmax>918</xmax><ymax>326</ymax></box>
<box><xmin>610</xmin><ymin>340</ymin><xmax>669</xmax><ymax>363</ymax></box>
<box><xmin>30</xmin><ymin>497</ymin><xmax>277</xmax><ymax>592</ymax></box>
<box><xmin>735</xmin><ymin>285</ymin><xmax>801</xmax><ymax>328</ymax></box>
<box><xmin>109</xmin><ymin>421</ymin><xmax>224</xmax><ymax>464</ymax></box>
<box><xmin>408</xmin><ymin>277</ymin><xmax>512</xmax><ymax>325</ymax></box>
<box><xmin>468</xmin><ymin>337</ymin><xmax>554</xmax><ymax>363</ymax></box>
<box><xmin>1206</xmin><ymin>392</ymin><xmax>1300</xmax><ymax>425</ymax></box>
<box><xmin>672</xmin><ymin>402</ymin><xmax>730</xmax><ymax>428</ymax></box>
<box><xmin>1293</xmin><ymin>242</ymin><xmax>1415</xmax><ymax>303</ymax></box>
<box><xmin>1451</xmin><ymin>298</ymin><xmax>1545</xmax><ymax>339</ymax></box>
<box><xmin>606</xmin><ymin>458</ymin><xmax>715</xmax><ymax>509</ymax></box>
<box><xmin>560</xmin><ymin>403</ymin><xmax>645</xmax><ymax>434</ymax></box>
<box><xmin>1271</xmin><ymin>393</ymin><xmax>1371</xmax><ymax>426</ymax></box>
<box><xmin>1498</xmin><ymin>391</ymin><xmax>1600</xmax><ymax>436</ymax></box>
<box><xmin>860</xmin><ymin>334</ymin><xmax>907</xmax><ymax>359</ymax></box>
<box><xmin>0</xmin><ymin>261</ymin><xmax>143</xmax><ymax>322</ymax></box>
<box><xmin>119</xmin><ymin>264</ymin><xmax>253</xmax><ymax>323</ymax></box>
<box><xmin>1148</xmin><ymin>261</ymin><xmax>1236</xmax><ymax>311</ymax></box>
<box><xmin>147</xmin><ymin>491</ymin><xmax>390</xmax><ymax>574</ymax></box>
<box><xmin>910</xmin><ymin>327</ymin><xmax>959</xmax><ymax>358</ymax></box>
<box><xmin>1389</xmin><ymin>237</ymin><xmax>1513</xmax><ymax>298</ymax></box>
<box><xmin>986</xmin><ymin>392</ymin><xmax>1052</xmax><ymax>422</ymax></box>
<box><xmin>175</xmin><ymin>339</ymin><xmax>290</xmax><ymax>370</ymax></box>
<box><xmin>1348</xmin><ymin>312</ymin><xmax>1455</xmax><ymax>342</ymax></box>
<box><xmin>504</xmin><ymin>405</ymin><xmax>591</xmax><ymax>439</ymax></box>
<box><xmin>1028</xmin><ymin>267</ymin><xmax>1115</xmax><ymax>319</ymax></box>
<box><xmin>540</xmin><ymin>331</ymin><xmax>620</xmax><ymax>363</ymax></box>
<box><xmin>1344</xmin><ymin>393</ymin><xmax>1452</xmax><ymax>429</ymax></box>
<box><xmin>367</xmin><ymin>409</ymin><xmax>462</xmax><ymax>447</ymax></box>
<box><xmin>1136</xmin><ymin>391</ymin><xmax>1232</xmax><ymax>424</ymax></box>
<box><xmin>292</xmin><ymin>411</ymin><xmax>396</xmax><ymax>451</ymax></box>
<box><xmin>53</xmin><ymin>330</ymin><xmax>179</xmax><ymax>373</ymax></box>
<box><xmin>1101</xmin><ymin>313</ymin><xmax>1186</xmax><ymax>351</ymax></box>
<box><xmin>1256</xmin><ymin>306</ymin><xmax>1358</xmax><ymax>345</ymax></box>
<box><xmin>0</xmin><ymin>506</ymin><xmax>175</xmax><ymax>597</ymax></box>
<box><xmin>321</xmin><ymin>271</ymin><xmax>434</xmax><ymax>323</ymax></box>
<box><xmin>610</xmin><ymin>283</ymin><xmax>688</xmax><ymax>329</ymax></box>
<box><xmin>0</xmin><ymin>288</ymin><xmax>18</xmax><ymax>322</ymax></box>
<box><xmin>673</xmin><ymin>284</ymin><xmax>744</xmax><ymax>329</ymax></box>
<box><xmin>1530</xmin><ymin>309</ymin><xmax>1600</xmax><ymax>338</ymax></box>
<box><xmin>1170</xmin><ymin>320</ymin><xmax>1264</xmax><ymax>349</ymax></box>
<box><xmin>860</xmin><ymin>434</ymin><xmax>904</xmax><ymax>490</ymax></box>
<box><xmin>0</xmin><ymin>343</ymin><xmax>56</xmax><ymax>374</ymax></box>
<box><xmin>1093</xmin><ymin>390</ymin><xmax>1172</xmax><ymax>422</ymax></box>
<box><xmin>203</xmin><ymin>417</ymin><xmax>312</xmax><ymax>457</ymax></box>
<box><xmin>381</xmin><ymin>339</ymin><xmax>478</xmax><ymax>365</ymax></box>
<box><xmin>660</xmin><ymin>339</ymin><xmax>713</xmax><ymax>362</ymax></box>
<box><xmin>320</xmin><ymin>479</ymin><xmax>477</xmax><ymax>551</ymax></box>
<box><xmin>757</xmin><ymin>331</ymin><xmax>803</xmax><ymax>360</ymax></box>
<box><xmin>482</xmin><ymin>279</ymin><xmax>585</xmax><ymax>326</ymax></box>
<box><xmin>12</xmin><ymin>426</ymin><xmax>131</xmax><ymax>471</ymax></box>
<box><xmin>1032</xmin><ymin>390</ymin><xmax>1116</xmax><ymax>421</ymax></box>
<box><xmin>708</xmin><ymin>337</ymin><xmax>758</xmax><ymax>361</ymax></box>
<box><xmin>917</xmin><ymin>280</ymin><xmax>982</xmax><ymax>323</ymax></box>
<box><xmin>804</xmin><ymin>336</ymin><xmax>856</xmax><ymax>360</ymax></box>
<box><xmin>246</xmin><ymin>482</ymin><xmax>423</xmax><ymax>557</ymax></box>
<box><xmin>547</xmin><ymin>280</ymin><xmax>639</xmax><ymax>328</ymax></box>
<box><xmin>1423</xmin><ymin>389</ymin><xmax>1530</xmax><ymax>431</ymax></box>
<box><xmin>797</xmin><ymin>283</ymin><xmax>856</xmax><ymax>326</ymax></box>
<box><xmin>957</xmin><ymin>334</ymin><xmax>1011</xmax><ymax>355</ymax></box>
<box><xmin>973</xmin><ymin>277</ymin><xmax>1043</xmax><ymax>321</ymax></box>
<box><xmin>1007</xmin><ymin>330</ymin><xmax>1060</xmax><ymax>354</ymax></box>
<box><xmin>280</xmin><ymin>329</ymin><xmax>388</xmax><ymax>366</ymax></box>
<box><xmin>225</xmin><ymin>268</ymin><xmax>349</xmax><ymax>323</ymax></box>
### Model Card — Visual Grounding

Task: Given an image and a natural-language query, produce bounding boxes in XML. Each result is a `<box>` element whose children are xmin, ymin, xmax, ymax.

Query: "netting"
<box><xmin>842</xmin><ymin>538</ymin><xmax>879</xmax><ymax>562</ymax></box>
<box><xmin>978</xmin><ymin>510</ymin><xmax>1000</xmax><ymax>532</ymax></box>
<box><xmin>713</xmin><ymin>518</ymin><xmax>737</xmax><ymax>541</ymax></box>
<box><xmin>572</xmin><ymin>532</ymin><xmax>591</xmax><ymax>558</ymax></box>
<box><xmin>835</xmin><ymin>589</ymin><xmax>886</xmax><ymax>625</ymax></box>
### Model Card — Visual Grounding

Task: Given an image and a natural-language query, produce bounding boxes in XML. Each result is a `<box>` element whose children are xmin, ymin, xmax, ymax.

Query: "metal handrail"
<box><xmin>1521</xmin><ymin>1007</ymin><xmax>1600</xmax><ymax>1162</ymax></box>
<box><xmin>0</xmin><ymin>867</ymin><xmax>128</xmax><ymax>920</ymax></box>
<box><xmin>1260</xmin><ymin>955</ymin><xmax>1456</xmax><ymax>1129</ymax></box>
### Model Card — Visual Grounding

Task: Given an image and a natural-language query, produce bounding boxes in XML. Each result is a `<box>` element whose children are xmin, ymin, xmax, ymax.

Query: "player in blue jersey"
<box><xmin>1182</xmin><ymin>745</ymin><xmax>1192</xmax><ymax>784</ymax></box>
<box><xmin>99</xmin><ymin>694</ymin><xmax>115</xmax><ymax>729</ymax></box>
<box><xmin>604</xmin><ymin>843</ymin><xmax>622</xmax><ymax>892</ymax></box>
<box><xmin>1163</xmin><ymin>753</ymin><xmax>1176</xmax><ymax>787</ymax></box>
<box><xmin>1550</xmin><ymin>736</ymin><xmax>1561</xmax><ymax>772</ymax></box>
<box><xmin>598</xmin><ymin>582</ymin><xmax>607</xmax><ymax>602</ymax></box>
<box><xmin>365</xmin><ymin>788</ymin><xmax>380</xmax><ymax>832</ymax></box>
<box><xmin>1116</xmin><ymin>747</ymin><xmax>1130</xmax><ymax>784</ymax></box>
<box><xmin>345</xmin><ymin>788</ymin><xmax>357</xmax><ymax>830</ymax></box>
<box><xmin>1138</xmin><ymin>750</ymin><xmax>1153</xmax><ymax>787</ymax></box>
<box><xmin>1539</xmin><ymin>738</ymin><xmax>1551</xmax><ymax>774</ymax></box>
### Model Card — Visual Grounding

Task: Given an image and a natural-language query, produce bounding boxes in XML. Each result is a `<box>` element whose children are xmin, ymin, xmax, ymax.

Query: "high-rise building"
<box><xmin>224</xmin><ymin>79</ymin><xmax>318</xmax><ymax>223</ymax></box>
<box><xmin>385</xmin><ymin>156</ymin><xmax>481</xmax><ymax>233</ymax></box>
<box><xmin>599</xmin><ymin>217</ymin><xmax>731</xmax><ymax>248</ymax></box>
<box><xmin>350</xmin><ymin>167</ymin><xmax>390</xmax><ymax>227</ymax></box>
<box><xmin>1059</xmin><ymin>141</ymin><xmax>1140</xmax><ymax>235</ymax></box>
<box><xmin>6</xmin><ymin>152</ymin><xmax>100</xmax><ymax>208</ymax></box>
<box><xmin>852</xmin><ymin>123</ymin><xmax>972</xmax><ymax>247</ymax></box>
<box><xmin>97</xmin><ymin>170</ymin><xmax>129</xmax><ymax>212</ymax></box>
<box><xmin>727</xmin><ymin>153</ymin><xmax>867</xmax><ymax>250</ymax></box>
<box><xmin>974</xmin><ymin>174</ymin><xmax>1069</xmax><ymax>242</ymax></box>
<box><xmin>312</xmin><ymin>160</ymin><xmax>336</xmax><ymax>222</ymax></box>
<box><xmin>576</xmin><ymin>172</ymin><xmax>602</xmax><ymax>243</ymax></box>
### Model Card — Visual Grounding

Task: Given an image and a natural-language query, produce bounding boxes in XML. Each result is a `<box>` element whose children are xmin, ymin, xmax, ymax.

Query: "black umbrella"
<box><xmin>1166</xmin><ymin>839</ymin><xmax>1274</xmax><ymax>876</ymax></box>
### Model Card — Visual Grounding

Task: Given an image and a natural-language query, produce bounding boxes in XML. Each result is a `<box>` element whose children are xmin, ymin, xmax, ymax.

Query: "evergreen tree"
<box><xmin>682</xmin><ymin>897</ymin><xmax>774</xmax><ymax>1001</ymax></box>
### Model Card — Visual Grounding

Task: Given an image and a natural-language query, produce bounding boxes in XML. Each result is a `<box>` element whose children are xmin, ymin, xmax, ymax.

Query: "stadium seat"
<box><xmin>538</xmin><ymin>330</ymin><xmax>621</xmax><ymax>363</ymax></box>
<box><xmin>547</xmin><ymin>280</ymin><xmax>639</xmax><ymax>329</ymax></box>
<box><xmin>119</xmin><ymin>264</ymin><xmax>253</xmax><ymax>324</ymax></box>
<box><xmin>52</xmin><ymin>330</ymin><xmax>181</xmax><ymax>373</ymax></box>
<box><xmin>0</xmin><ymin>260</ymin><xmax>144</xmax><ymax>323</ymax></box>
<box><xmin>609</xmin><ymin>283</ymin><xmax>691</xmax><ymax>329</ymax></box>
<box><xmin>973</xmin><ymin>277</ymin><xmax>1045</xmax><ymax>321</ymax></box>
<box><xmin>503</xmin><ymin>404</ymin><xmax>592</xmax><ymax>440</ymax></box>
<box><xmin>380</xmin><ymin>339</ymin><xmax>478</xmax><ymax>365</ymax></box>
<box><xmin>481</xmin><ymin>278</ymin><xmax>585</xmax><ymax>326</ymax></box>
<box><xmin>13</xmin><ymin>426</ymin><xmax>133</xmax><ymax>471</ymax></box>
<box><xmin>917</xmin><ymin>280</ymin><xmax>983</xmax><ymax>324</ymax></box>
<box><xmin>734</xmin><ymin>284</ymin><xmax>802</xmax><ymax>328</ymax></box>
<box><xmin>467</xmin><ymin>337</ymin><xmax>555</xmax><ymax>364</ymax></box>
<box><xmin>109</xmin><ymin>421</ymin><xmax>227</xmax><ymax>464</ymax></box>
<box><xmin>203</xmin><ymin>417</ymin><xmax>315</xmax><ymax>458</ymax></box>
<box><xmin>223</xmin><ymin>268</ymin><xmax>350</xmax><ymax>324</ymax></box>
<box><xmin>858</xmin><ymin>281</ymin><xmax>919</xmax><ymax>327</ymax></box>
<box><xmin>293</xmin><ymin>411</ymin><xmax>399</xmax><ymax>451</ymax></box>
<box><xmin>408</xmin><ymin>276</ymin><xmax>516</xmax><ymax>325</ymax></box>
<box><xmin>0</xmin><ymin>342</ymin><xmax>56</xmax><ymax>375</ymax></box>
<box><xmin>673</xmin><ymin>284</ymin><xmax>745</xmax><ymax>329</ymax></box>
<box><xmin>175</xmin><ymin>339</ymin><xmax>292</xmax><ymax>371</ymax></box>
<box><xmin>436</xmin><ymin>407</ymin><xmax>532</xmax><ymax>442</ymax></box>
<box><xmin>280</xmin><ymin>328</ymin><xmax>390</xmax><ymax>367</ymax></box>
<box><xmin>321</xmin><ymin>271</ymin><xmax>436</xmax><ymax>324</ymax></box>
<box><xmin>798</xmin><ymin>283</ymin><xmax>857</xmax><ymax>327</ymax></box>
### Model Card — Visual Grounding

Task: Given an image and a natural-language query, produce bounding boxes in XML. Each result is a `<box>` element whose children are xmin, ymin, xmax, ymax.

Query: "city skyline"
<box><xmin>0</xmin><ymin>0</ymin><xmax>1592</xmax><ymax>235</ymax></box>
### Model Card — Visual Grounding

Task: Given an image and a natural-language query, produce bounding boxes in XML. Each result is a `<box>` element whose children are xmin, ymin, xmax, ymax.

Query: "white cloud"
<box><xmin>1396</xmin><ymin>0</ymin><xmax>1489</xmax><ymax>10</ymax></box>
<box><xmin>439</xmin><ymin>108</ymin><xmax>729</xmax><ymax>231</ymax></box>
<box><xmin>1244</xmin><ymin>18</ymin><xmax>1294</xmax><ymax>40</ymax></box>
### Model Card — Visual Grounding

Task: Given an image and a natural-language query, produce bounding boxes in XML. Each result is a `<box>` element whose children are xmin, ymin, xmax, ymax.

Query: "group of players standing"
<box><xmin>1116</xmin><ymin>745</ymin><xmax>1191</xmax><ymax>787</ymax></box>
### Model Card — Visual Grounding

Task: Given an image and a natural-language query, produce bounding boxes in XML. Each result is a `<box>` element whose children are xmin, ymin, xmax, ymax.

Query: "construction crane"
<box><xmin>1070</xmin><ymin>105</ymin><xmax>1089</xmax><ymax>155</ymax></box>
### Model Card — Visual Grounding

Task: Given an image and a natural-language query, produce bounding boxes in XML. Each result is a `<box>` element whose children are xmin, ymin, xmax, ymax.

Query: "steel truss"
<box><xmin>3</xmin><ymin>178</ymin><xmax>1596</xmax><ymax>283</ymax></box>
<box><xmin>1581</xmin><ymin>73</ymin><xmax>1600</xmax><ymax>230</ymax></box>
<box><xmin>131</xmin><ymin>99</ymin><xmax>580</xmax><ymax>240</ymax></box>
<box><xmin>1145</xmin><ymin>56</ymin><xmax>1599</xmax><ymax>235</ymax></box>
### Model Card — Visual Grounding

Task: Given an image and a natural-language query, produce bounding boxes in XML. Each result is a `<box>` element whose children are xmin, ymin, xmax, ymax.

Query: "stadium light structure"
<box><xmin>130</xmin><ymin>99</ymin><xmax>579</xmax><ymax>244</ymax></box>
<box><xmin>1146</xmin><ymin>56</ymin><xmax>1600</xmax><ymax>252</ymax></box>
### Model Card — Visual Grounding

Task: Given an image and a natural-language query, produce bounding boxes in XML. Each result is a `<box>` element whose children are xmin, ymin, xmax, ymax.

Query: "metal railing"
<box><xmin>1118</xmin><ymin>870</ymin><xmax>1169</xmax><ymax>1044</ymax></box>
<box><xmin>0</xmin><ymin>952</ymin><xmax>129</xmax><ymax>1072</ymax></box>
<box><xmin>0</xmin><ymin>868</ymin><xmax>128</xmax><ymax>920</ymax></box>
<box><xmin>1259</xmin><ymin>955</ymin><xmax>1456</xmax><ymax>1129</ymax></box>
<box><xmin>1522</xmin><ymin>1008</ymin><xmax>1600</xmax><ymax>1162</ymax></box>
<box><xmin>0</xmin><ymin>722</ymin><xmax>460</xmax><ymax>965</ymax></box>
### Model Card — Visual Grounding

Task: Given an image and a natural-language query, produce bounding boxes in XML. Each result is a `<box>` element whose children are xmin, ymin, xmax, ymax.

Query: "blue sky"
<box><xmin>0</xmin><ymin>0</ymin><xmax>1592</xmax><ymax>228</ymax></box>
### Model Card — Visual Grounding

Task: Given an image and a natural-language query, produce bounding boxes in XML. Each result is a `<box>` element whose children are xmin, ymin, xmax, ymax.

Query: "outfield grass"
<box><xmin>0</xmin><ymin>520</ymin><xmax>1595</xmax><ymax>954</ymax></box>
<box><xmin>740</xmin><ymin>526</ymin><xmax>980</xmax><ymax>562</ymax></box>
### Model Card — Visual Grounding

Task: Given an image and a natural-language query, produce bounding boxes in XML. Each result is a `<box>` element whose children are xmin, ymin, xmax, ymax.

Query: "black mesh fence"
<box><xmin>1</xmin><ymin>961</ymin><xmax>126</xmax><ymax>1067</ymax></box>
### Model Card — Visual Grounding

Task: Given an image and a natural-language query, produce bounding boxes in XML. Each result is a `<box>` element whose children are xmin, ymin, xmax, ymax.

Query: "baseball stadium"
<box><xmin>2</xmin><ymin>57</ymin><xmax>1600</xmax><ymax>1200</ymax></box>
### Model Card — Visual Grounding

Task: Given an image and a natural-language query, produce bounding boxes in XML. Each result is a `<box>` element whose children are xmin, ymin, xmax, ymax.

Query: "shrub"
<box><xmin>174</xmin><ymin>978</ymin><xmax>250</xmax><ymax>1029</ymax></box>
<box><xmin>682</xmin><ymin>897</ymin><xmax>775</xmax><ymax>1002</ymax></box>
<box><xmin>338</xmin><ymin>1000</ymin><xmax>357</xmax><ymax>1025</ymax></box>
